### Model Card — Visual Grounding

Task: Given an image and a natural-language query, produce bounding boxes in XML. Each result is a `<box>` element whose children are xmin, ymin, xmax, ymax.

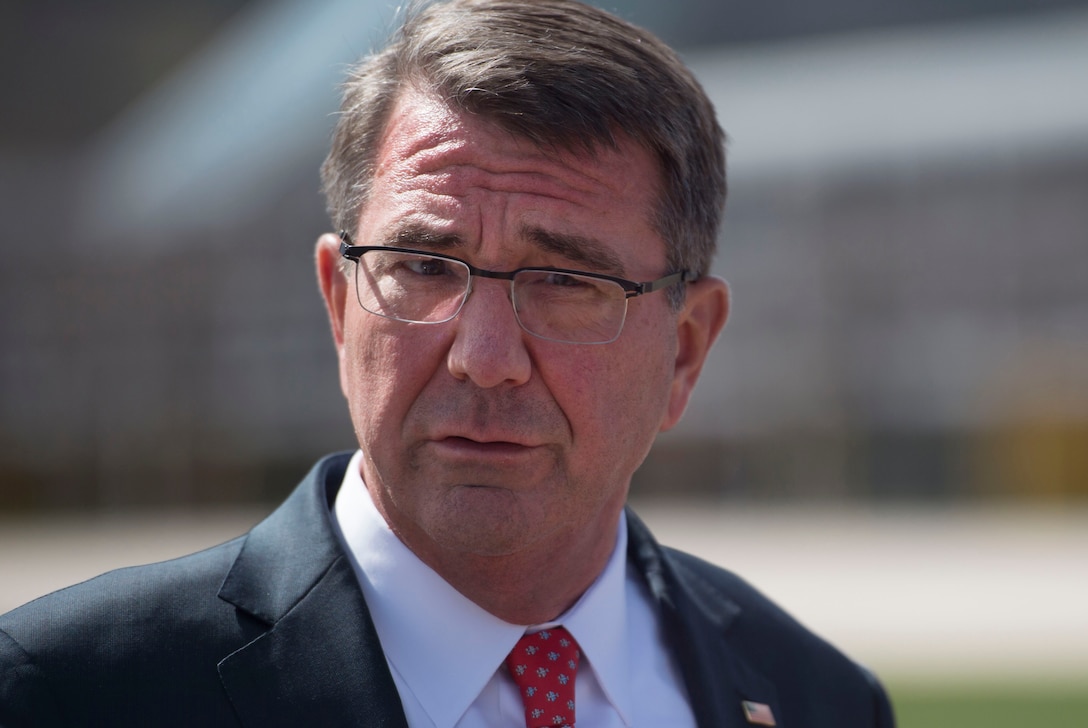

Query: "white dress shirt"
<box><xmin>332</xmin><ymin>450</ymin><xmax>697</xmax><ymax>728</ymax></box>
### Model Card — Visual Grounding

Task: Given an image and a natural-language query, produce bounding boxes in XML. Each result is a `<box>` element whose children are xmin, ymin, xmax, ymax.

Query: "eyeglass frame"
<box><xmin>337</xmin><ymin>230</ymin><xmax>697</xmax><ymax>342</ymax></box>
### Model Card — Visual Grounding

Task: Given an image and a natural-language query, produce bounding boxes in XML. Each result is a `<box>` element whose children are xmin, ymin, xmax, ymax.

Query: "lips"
<box><xmin>420</xmin><ymin>431</ymin><xmax>557</xmax><ymax>469</ymax></box>
<box><xmin>433</xmin><ymin>435</ymin><xmax>537</xmax><ymax>455</ymax></box>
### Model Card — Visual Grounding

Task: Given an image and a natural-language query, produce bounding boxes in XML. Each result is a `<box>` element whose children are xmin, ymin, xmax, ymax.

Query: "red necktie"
<box><xmin>505</xmin><ymin>627</ymin><xmax>581</xmax><ymax>728</ymax></box>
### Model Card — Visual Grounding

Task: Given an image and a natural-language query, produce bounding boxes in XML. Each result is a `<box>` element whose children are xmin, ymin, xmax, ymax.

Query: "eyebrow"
<box><xmin>379</xmin><ymin>222</ymin><xmax>626</xmax><ymax>275</ymax></box>
<box><xmin>521</xmin><ymin>226</ymin><xmax>626</xmax><ymax>275</ymax></box>
<box><xmin>384</xmin><ymin>225</ymin><xmax>465</xmax><ymax>252</ymax></box>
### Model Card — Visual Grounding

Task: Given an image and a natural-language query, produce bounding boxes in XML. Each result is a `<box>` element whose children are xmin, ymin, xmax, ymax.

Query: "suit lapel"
<box><xmin>216</xmin><ymin>454</ymin><xmax>408</xmax><ymax>728</ymax></box>
<box><xmin>627</xmin><ymin>509</ymin><xmax>785</xmax><ymax>728</ymax></box>
<box><xmin>218</xmin><ymin>557</ymin><xmax>407</xmax><ymax>727</ymax></box>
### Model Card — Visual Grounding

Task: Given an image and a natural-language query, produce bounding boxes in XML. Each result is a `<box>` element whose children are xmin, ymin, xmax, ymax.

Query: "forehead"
<box><xmin>362</xmin><ymin>88</ymin><xmax>666</xmax><ymax>270</ymax></box>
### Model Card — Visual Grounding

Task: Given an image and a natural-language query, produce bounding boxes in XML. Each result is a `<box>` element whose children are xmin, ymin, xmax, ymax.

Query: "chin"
<box><xmin>424</xmin><ymin>485</ymin><xmax>552</xmax><ymax>556</ymax></box>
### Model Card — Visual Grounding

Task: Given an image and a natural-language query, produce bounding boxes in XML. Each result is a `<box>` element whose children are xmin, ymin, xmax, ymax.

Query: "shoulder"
<box><xmin>0</xmin><ymin>453</ymin><xmax>353</xmax><ymax>726</ymax></box>
<box><xmin>1</xmin><ymin>535</ymin><xmax>255</xmax><ymax>658</ymax></box>
<box><xmin>668</xmin><ymin>547</ymin><xmax>894</xmax><ymax>724</ymax></box>
<box><xmin>661</xmin><ymin>545</ymin><xmax>802</xmax><ymax>631</ymax></box>
<box><xmin>627</xmin><ymin>512</ymin><xmax>895</xmax><ymax>726</ymax></box>
<box><xmin>0</xmin><ymin>538</ymin><xmax>255</xmax><ymax>726</ymax></box>
<box><xmin>0</xmin><ymin>450</ymin><xmax>352</xmax><ymax>649</ymax></box>
<box><xmin>626</xmin><ymin>509</ymin><xmax>825</xmax><ymax>644</ymax></box>
<box><xmin>660</xmin><ymin>544</ymin><xmax>851</xmax><ymax>664</ymax></box>
<box><xmin>2</xmin><ymin>535</ymin><xmax>244</xmax><ymax>634</ymax></box>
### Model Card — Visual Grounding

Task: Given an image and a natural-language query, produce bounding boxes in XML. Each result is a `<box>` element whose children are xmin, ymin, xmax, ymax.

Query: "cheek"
<box><xmin>544</xmin><ymin>330</ymin><xmax>674</xmax><ymax>452</ymax></box>
<box><xmin>340</xmin><ymin>316</ymin><xmax>443</xmax><ymax>437</ymax></box>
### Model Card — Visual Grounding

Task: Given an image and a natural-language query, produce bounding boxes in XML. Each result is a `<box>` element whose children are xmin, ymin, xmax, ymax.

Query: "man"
<box><xmin>1</xmin><ymin>1</ymin><xmax>895</xmax><ymax>726</ymax></box>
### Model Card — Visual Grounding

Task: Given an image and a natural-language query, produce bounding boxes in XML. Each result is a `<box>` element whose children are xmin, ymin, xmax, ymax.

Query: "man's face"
<box><xmin>317</xmin><ymin>89</ymin><xmax>726</xmax><ymax>569</ymax></box>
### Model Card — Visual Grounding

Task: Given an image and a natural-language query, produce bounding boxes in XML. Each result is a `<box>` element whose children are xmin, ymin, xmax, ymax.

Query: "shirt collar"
<box><xmin>332</xmin><ymin>450</ymin><xmax>633</xmax><ymax>728</ymax></box>
<box><xmin>547</xmin><ymin>509</ymin><xmax>632</xmax><ymax>726</ymax></box>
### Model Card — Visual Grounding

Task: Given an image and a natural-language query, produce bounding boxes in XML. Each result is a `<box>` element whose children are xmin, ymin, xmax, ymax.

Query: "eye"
<box><xmin>404</xmin><ymin>256</ymin><xmax>454</xmax><ymax>276</ymax></box>
<box><xmin>542</xmin><ymin>272</ymin><xmax>593</xmax><ymax>288</ymax></box>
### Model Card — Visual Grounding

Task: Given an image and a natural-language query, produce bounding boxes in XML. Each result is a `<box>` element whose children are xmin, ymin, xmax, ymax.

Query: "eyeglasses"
<box><xmin>338</xmin><ymin>231</ymin><xmax>694</xmax><ymax>344</ymax></box>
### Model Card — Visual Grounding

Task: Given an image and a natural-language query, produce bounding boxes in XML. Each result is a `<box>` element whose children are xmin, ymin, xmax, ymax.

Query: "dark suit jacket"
<box><xmin>1</xmin><ymin>453</ymin><xmax>894</xmax><ymax>727</ymax></box>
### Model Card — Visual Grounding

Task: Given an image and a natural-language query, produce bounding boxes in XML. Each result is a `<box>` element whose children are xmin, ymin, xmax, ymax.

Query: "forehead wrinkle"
<box><xmin>389</xmin><ymin>130</ymin><xmax>632</xmax><ymax>227</ymax></box>
<box><xmin>376</xmin><ymin>90</ymin><xmax>464</xmax><ymax>176</ymax></box>
<box><xmin>403</xmin><ymin>156</ymin><xmax>603</xmax><ymax>210</ymax></box>
<box><xmin>382</xmin><ymin>89</ymin><xmax>646</xmax><ymax>207</ymax></box>
<box><xmin>396</xmin><ymin>122</ymin><xmax>609</xmax><ymax>205</ymax></box>
<box><xmin>372</xmin><ymin>91</ymin><xmax>663</xmax><ymax>275</ymax></box>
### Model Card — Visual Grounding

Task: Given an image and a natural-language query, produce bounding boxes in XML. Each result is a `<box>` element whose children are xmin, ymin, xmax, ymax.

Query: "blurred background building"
<box><xmin>2</xmin><ymin>0</ymin><xmax>1087</xmax><ymax>510</ymax></box>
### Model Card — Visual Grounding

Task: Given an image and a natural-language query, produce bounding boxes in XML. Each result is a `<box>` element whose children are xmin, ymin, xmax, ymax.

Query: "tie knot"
<box><xmin>505</xmin><ymin>627</ymin><xmax>581</xmax><ymax>728</ymax></box>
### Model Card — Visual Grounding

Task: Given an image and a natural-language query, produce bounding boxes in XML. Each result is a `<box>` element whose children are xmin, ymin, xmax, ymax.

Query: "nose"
<box><xmin>446</xmin><ymin>277</ymin><xmax>532</xmax><ymax>388</ymax></box>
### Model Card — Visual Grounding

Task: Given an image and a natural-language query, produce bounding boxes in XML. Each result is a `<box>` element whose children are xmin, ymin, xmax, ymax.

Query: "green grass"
<box><xmin>890</xmin><ymin>683</ymin><xmax>1088</xmax><ymax>728</ymax></box>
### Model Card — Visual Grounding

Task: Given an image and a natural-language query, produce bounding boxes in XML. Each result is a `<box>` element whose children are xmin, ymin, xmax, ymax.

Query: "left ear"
<box><xmin>661</xmin><ymin>275</ymin><xmax>730</xmax><ymax>431</ymax></box>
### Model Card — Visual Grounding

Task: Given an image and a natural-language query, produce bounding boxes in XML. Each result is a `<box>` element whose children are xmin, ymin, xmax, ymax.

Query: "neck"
<box><xmin>422</xmin><ymin>524</ymin><xmax>619</xmax><ymax>625</ymax></box>
<box><xmin>375</xmin><ymin>495</ymin><xmax>623</xmax><ymax>625</ymax></box>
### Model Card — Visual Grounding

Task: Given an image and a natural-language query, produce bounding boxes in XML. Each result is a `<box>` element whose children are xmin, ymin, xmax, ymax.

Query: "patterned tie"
<box><xmin>505</xmin><ymin>627</ymin><xmax>581</xmax><ymax>728</ymax></box>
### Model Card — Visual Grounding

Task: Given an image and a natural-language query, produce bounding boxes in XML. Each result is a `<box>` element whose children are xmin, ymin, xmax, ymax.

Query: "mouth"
<box><xmin>417</xmin><ymin>434</ymin><xmax>558</xmax><ymax>484</ymax></box>
<box><xmin>435</xmin><ymin>436</ymin><xmax>535</xmax><ymax>456</ymax></box>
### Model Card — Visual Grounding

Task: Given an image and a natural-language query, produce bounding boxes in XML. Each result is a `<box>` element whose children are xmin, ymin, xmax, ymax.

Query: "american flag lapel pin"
<box><xmin>742</xmin><ymin>700</ymin><xmax>777</xmax><ymax>726</ymax></box>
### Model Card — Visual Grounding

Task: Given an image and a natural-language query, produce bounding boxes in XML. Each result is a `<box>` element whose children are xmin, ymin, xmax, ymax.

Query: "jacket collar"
<box><xmin>626</xmin><ymin>508</ymin><xmax>784</xmax><ymax>728</ymax></box>
<box><xmin>212</xmin><ymin>455</ymin><xmax>779</xmax><ymax>728</ymax></box>
<box><xmin>216</xmin><ymin>452</ymin><xmax>409</xmax><ymax>728</ymax></box>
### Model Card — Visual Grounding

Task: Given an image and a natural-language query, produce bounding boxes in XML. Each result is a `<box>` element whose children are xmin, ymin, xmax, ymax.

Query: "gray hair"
<box><xmin>321</xmin><ymin>0</ymin><xmax>726</xmax><ymax>304</ymax></box>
